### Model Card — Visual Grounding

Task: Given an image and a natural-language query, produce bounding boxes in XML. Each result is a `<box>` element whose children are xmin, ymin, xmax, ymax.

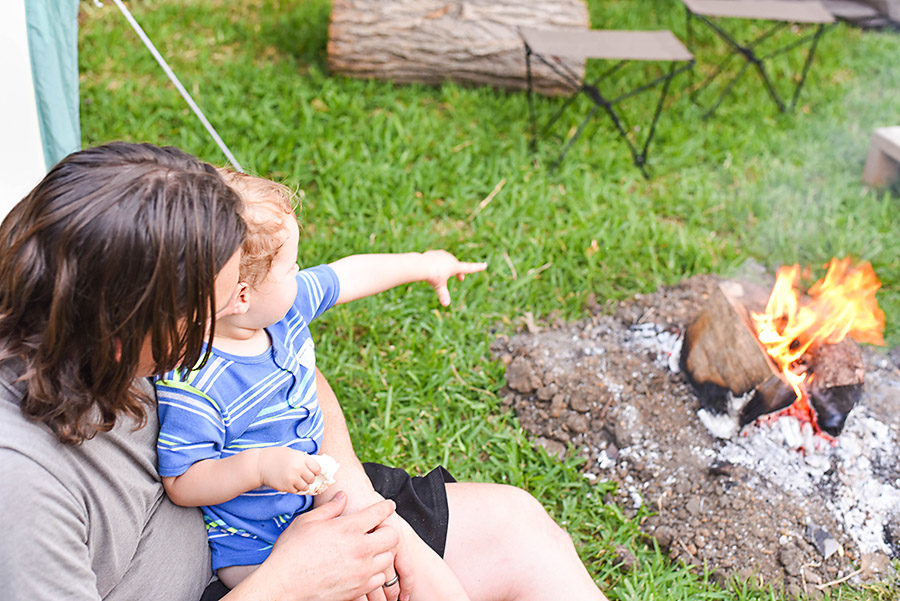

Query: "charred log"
<box><xmin>738</xmin><ymin>359</ymin><xmax>864</xmax><ymax>436</ymax></box>
<box><xmin>740</xmin><ymin>374</ymin><xmax>795</xmax><ymax>427</ymax></box>
<box><xmin>809</xmin><ymin>383</ymin><xmax>862</xmax><ymax>436</ymax></box>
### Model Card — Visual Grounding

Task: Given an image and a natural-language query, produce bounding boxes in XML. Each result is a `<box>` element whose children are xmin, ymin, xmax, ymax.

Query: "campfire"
<box><xmin>681</xmin><ymin>258</ymin><xmax>885</xmax><ymax>440</ymax></box>
<box><xmin>494</xmin><ymin>261</ymin><xmax>899</xmax><ymax>591</ymax></box>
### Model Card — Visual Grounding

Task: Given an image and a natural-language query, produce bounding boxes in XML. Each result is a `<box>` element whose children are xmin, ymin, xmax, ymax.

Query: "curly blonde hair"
<box><xmin>217</xmin><ymin>169</ymin><xmax>299</xmax><ymax>286</ymax></box>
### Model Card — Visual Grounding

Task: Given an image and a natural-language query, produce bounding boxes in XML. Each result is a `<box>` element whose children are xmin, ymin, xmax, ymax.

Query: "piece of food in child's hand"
<box><xmin>306</xmin><ymin>454</ymin><xmax>339</xmax><ymax>495</ymax></box>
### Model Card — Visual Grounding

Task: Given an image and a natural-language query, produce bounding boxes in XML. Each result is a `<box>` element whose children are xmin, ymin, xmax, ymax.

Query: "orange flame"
<box><xmin>751</xmin><ymin>258</ymin><xmax>885</xmax><ymax>431</ymax></box>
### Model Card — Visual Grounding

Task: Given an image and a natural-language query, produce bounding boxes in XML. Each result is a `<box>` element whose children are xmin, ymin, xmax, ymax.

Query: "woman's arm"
<box><xmin>223</xmin><ymin>493</ymin><xmax>400</xmax><ymax>601</ymax></box>
<box><xmin>313</xmin><ymin>368</ymin><xmax>384</xmax><ymax>510</ymax></box>
<box><xmin>313</xmin><ymin>369</ymin><xmax>428</xmax><ymax>601</ymax></box>
<box><xmin>0</xmin><ymin>452</ymin><xmax>98</xmax><ymax>601</ymax></box>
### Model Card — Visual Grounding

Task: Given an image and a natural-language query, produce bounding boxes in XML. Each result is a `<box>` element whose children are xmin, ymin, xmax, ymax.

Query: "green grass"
<box><xmin>78</xmin><ymin>1</ymin><xmax>899</xmax><ymax>598</ymax></box>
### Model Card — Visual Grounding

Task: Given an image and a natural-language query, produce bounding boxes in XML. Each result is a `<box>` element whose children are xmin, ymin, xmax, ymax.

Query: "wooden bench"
<box><xmin>862</xmin><ymin>127</ymin><xmax>900</xmax><ymax>187</ymax></box>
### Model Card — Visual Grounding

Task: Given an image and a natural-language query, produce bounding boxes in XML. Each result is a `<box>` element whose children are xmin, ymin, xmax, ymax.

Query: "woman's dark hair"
<box><xmin>0</xmin><ymin>142</ymin><xmax>246</xmax><ymax>444</ymax></box>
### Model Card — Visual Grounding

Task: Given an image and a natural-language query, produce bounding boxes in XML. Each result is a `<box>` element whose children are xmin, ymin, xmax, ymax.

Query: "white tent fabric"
<box><xmin>1</xmin><ymin>0</ymin><xmax>80</xmax><ymax>218</ymax></box>
<box><xmin>1</xmin><ymin>0</ymin><xmax>48</xmax><ymax>214</ymax></box>
<box><xmin>1</xmin><ymin>0</ymin><xmax>238</xmax><ymax>220</ymax></box>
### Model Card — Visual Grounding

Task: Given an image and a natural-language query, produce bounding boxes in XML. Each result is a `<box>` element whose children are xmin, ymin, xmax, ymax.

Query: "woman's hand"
<box><xmin>226</xmin><ymin>492</ymin><xmax>400</xmax><ymax>601</ymax></box>
<box><xmin>378</xmin><ymin>513</ymin><xmax>416</xmax><ymax>601</ymax></box>
<box><xmin>324</xmin><ymin>485</ymin><xmax>413</xmax><ymax>601</ymax></box>
<box><xmin>351</xmin><ymin>516</ymin><xmax>411</xmax><ymax>601</ymax></box>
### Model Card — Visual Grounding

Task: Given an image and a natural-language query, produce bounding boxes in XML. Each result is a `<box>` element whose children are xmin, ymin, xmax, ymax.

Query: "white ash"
<box><xmin>697</xmin><ymin>408</ymin><xmax>740</xmax><ymax>439</ymax></box>
<box><xmin>829</xmin><ymin>413</ymin><xmax>900</xmax><ymax>555</ymax></box>
<box><xmin>705</xmin><ymin>383</ymin><xmax>899</xmax><ymax>557</ymax></box>
<box><xmin>621</xmin><ymin>323</ymin><xmax>900</xmax><ymax>558</ymax></box>
<box><xmin>627</xmin><ymin>323</ymin><xmax>684</xmax><ymax>373</ymax></box>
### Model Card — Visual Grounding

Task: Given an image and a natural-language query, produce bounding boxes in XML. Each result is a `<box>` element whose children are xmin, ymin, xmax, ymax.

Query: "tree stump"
<box><xmin>327</xmin><ymin>0</ymin><xmax>590</xmax><ymax>96</ymax></box>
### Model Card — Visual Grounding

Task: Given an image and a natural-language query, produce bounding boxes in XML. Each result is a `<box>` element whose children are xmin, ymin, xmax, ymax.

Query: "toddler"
<box><xmin>155</xmin><ymin>171</ymin><xmax>484</xmax><ymax>597</ymax></box>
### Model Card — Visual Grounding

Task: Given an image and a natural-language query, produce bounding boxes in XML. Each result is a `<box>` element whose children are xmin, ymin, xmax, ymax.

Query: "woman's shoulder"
<box><xmin>0</xmin><ymin>360</ymin><xmax>61</xmax><ymax>463</ymax></box>
<box><xmin>0</xmin><ymin>366</ymin><xmax>212</xmax><ymax>601</ymax></box>
<box><xmin>0</xmin><ymin>368</ymin><xmax>80</xmax><ymax>519</ymax></box>
<box><xmin>0</xmin><ymin>366</ymin><xmax>161</xmax><ymax>499</ymax></box>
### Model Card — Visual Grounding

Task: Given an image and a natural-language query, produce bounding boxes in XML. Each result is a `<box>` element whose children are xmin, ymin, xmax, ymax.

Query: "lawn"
<box><xmin>78</xmin><ymin>1</ymin><xmax>899</xmax><ymax>599</ymax></box>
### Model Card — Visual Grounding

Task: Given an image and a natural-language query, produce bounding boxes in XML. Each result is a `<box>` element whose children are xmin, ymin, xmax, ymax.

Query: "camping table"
<box><xmin>682</xmin><ymin>0</ymin><xmax>835</xmax><ymax>116</ymax></box>
<box><xmin>520</xmin><ymin>27</ymin><xmax>694</xmax><ymax>177</ymax></box>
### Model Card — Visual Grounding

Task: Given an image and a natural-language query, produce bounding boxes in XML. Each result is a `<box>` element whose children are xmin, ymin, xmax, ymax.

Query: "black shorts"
<box><xmin>199</xmin><ymin>464</ymin><xmax>455</xmax><ymax>601</ymax></box>
<box><xmin>364</xmin><ymin>462</ymin><xmax>455</xmax><ymax>557</ymax></box>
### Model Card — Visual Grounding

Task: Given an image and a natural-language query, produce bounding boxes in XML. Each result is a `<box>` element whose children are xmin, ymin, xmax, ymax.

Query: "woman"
<box><xmin>0</xmin><ymin>142</ymin><xmax>398</xmax><ymax>601</ymax></box>
<box><xmin>0</xmin><ymin>142</ymin><xmax>608</xmax><ymax>601</ymax></box>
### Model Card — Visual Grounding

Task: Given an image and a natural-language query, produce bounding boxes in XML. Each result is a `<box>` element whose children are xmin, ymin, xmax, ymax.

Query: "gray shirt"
<box><xmin>0</xmin><ymin>362</ymin><xmax>212</xmax><ymax>601</ymax></box>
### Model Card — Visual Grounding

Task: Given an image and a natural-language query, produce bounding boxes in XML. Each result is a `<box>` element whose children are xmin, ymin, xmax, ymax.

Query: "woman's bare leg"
<box><xmin>442</xmin><ymin>482</ymin><xmax>608</xmax><ymax>601</ymax></box>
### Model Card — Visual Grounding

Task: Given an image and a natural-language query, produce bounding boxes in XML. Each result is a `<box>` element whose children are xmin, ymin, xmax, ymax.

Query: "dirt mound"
<box><xmin>493</xmin><ymin>275</ymin><xmax>899</xmax><ymax>598</ymax></box>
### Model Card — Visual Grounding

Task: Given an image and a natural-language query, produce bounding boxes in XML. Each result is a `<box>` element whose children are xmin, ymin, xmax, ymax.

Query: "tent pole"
<box><xmin>107</xmin><ymin>0</ymin><xmax>244</xmax><ymax>172</ymax></box>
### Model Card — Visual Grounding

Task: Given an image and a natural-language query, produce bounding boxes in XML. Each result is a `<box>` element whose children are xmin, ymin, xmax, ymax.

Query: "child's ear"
<box><xmin>214</xmin><ymin>282</ymin><xmax>251</xmax><ymax>320</ymax></box>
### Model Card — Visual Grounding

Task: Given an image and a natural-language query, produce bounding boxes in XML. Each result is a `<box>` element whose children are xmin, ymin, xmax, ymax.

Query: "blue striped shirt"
<box><xmin>155</xmin><ymin>264</ymin><xmax>339</xmax><ymax>569</ymax></box>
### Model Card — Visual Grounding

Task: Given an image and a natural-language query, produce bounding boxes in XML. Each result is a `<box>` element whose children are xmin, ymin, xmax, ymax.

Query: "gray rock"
<box><xmin>686</xmin><ymin>496</ymin><xmax>703</xmax><ymax>516</ymax></box>
<box><xmin>549</xmin><ymin>393</ymin><xmax>567</xmax><ymax>418</ymax></box>
<box><xmin>778</xmin><ymin>545</ymin><xmax>806</xmax><ymax>577</ymax></box>
<box><xmin>613</xmin><ymin>545</ymin><xmax>639</xmax><ymax>572</ymax></box>
<box><xmin>806</xmin><ymin>523</ymin><xmax>841</xmax><ymax>560</ymax></box>
<box><xmin>566</xmin><ymin>413</ymin><xmax>590</xmax><ymax>433</ymax></box>
<box><xmin>506</xmin><ymin>356</ymin><xmax>541</xmax><ymax>393</ymax></box>
<box><xmin>569</xmin><ymin>391</ymin><xmax>591</xmax><ymax>412</ymax></box>
<box><xmin>536</xmin><ymin>383</ymin><xmax>558</xmax><ymax>401</ymax></box>
<box><xmin>860</xmin><ymin>552</ymin><xmax>893</xmax><ymax>579</ymax></box>
<box><xmin>533</xmin><ymin>437</ymin><xmax>566</xmax><ymax>459</ymax></box>
<box><xmin>612</xmin><ymin>412</ymin><xmax>640</xmax><ymax>447</ymax></box>
<box><xmin>653</xmin><ymin>525</ymin><xmax>675</xmax><ymax>548</ymax></box>
<box><xmin>605</xmin><ymin>443</ymin><xmax>618</xmax><ymax>461</ymax></box>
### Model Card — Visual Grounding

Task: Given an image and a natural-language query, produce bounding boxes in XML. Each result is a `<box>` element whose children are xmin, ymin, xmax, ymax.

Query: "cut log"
<box><xmin>327</xmin><ymin>0</ymin><xmax>590</xmax><ymax>96</ymax></box>
<box><xmin>810</xmin><ymin>338</ymin><xmax>865</xmax><ymax>389</ymax></box>
<box><xmin>680</xmin><ymin>280</ymin><xmax>776</xmax><ymax>412</ymax></box>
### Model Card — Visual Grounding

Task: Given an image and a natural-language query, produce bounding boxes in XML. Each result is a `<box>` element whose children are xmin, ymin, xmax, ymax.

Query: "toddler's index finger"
<box><xmin>458</xmin><ymin>261</ymin><xmax>487</xmax><ymax>275</ymax></box>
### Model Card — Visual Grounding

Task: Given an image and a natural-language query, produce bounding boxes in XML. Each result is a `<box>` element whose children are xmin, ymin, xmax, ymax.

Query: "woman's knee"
<box><xmin>486</xmin><ymin>484</ymin><xmax>575</xmax><ymax>552</ymax></box>
<box><xmin>445</xmin><ymin>482</ymin><xmax>585</xmax><ymax>600</ymax></box>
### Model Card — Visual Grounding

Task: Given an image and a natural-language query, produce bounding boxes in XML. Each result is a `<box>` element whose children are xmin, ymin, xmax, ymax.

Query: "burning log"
<box><xmin>680</xmin><ymin>281</ymin><xmax>775</xmax><ymax>412</ymax></box>
<box><xmin>738</xmin><ymin>338</ymin><xmax>865</xmax><ymax>436</ymax></box>
<box><xmin>682</xmin><ymin>258</ymin><xmax>882</xmax><ymax>438</ymax></box>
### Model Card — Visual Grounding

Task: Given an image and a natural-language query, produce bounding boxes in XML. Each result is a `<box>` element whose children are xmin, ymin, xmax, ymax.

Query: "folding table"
<box><xmin>519</xmin><ymin>27</ymin><xmax>694</xmax><ymax>177</ymax></box>
<box><xmin>682</xmin><ymin>0</ymin><xmax>835</xmax><ymax>117</ymax></box>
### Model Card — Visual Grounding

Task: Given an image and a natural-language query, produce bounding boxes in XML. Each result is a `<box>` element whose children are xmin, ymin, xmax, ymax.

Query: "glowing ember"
<box><xmin>751</xmin><ymin>258</ymin><xmax>885</xmax><ymax>435</ymax></box>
